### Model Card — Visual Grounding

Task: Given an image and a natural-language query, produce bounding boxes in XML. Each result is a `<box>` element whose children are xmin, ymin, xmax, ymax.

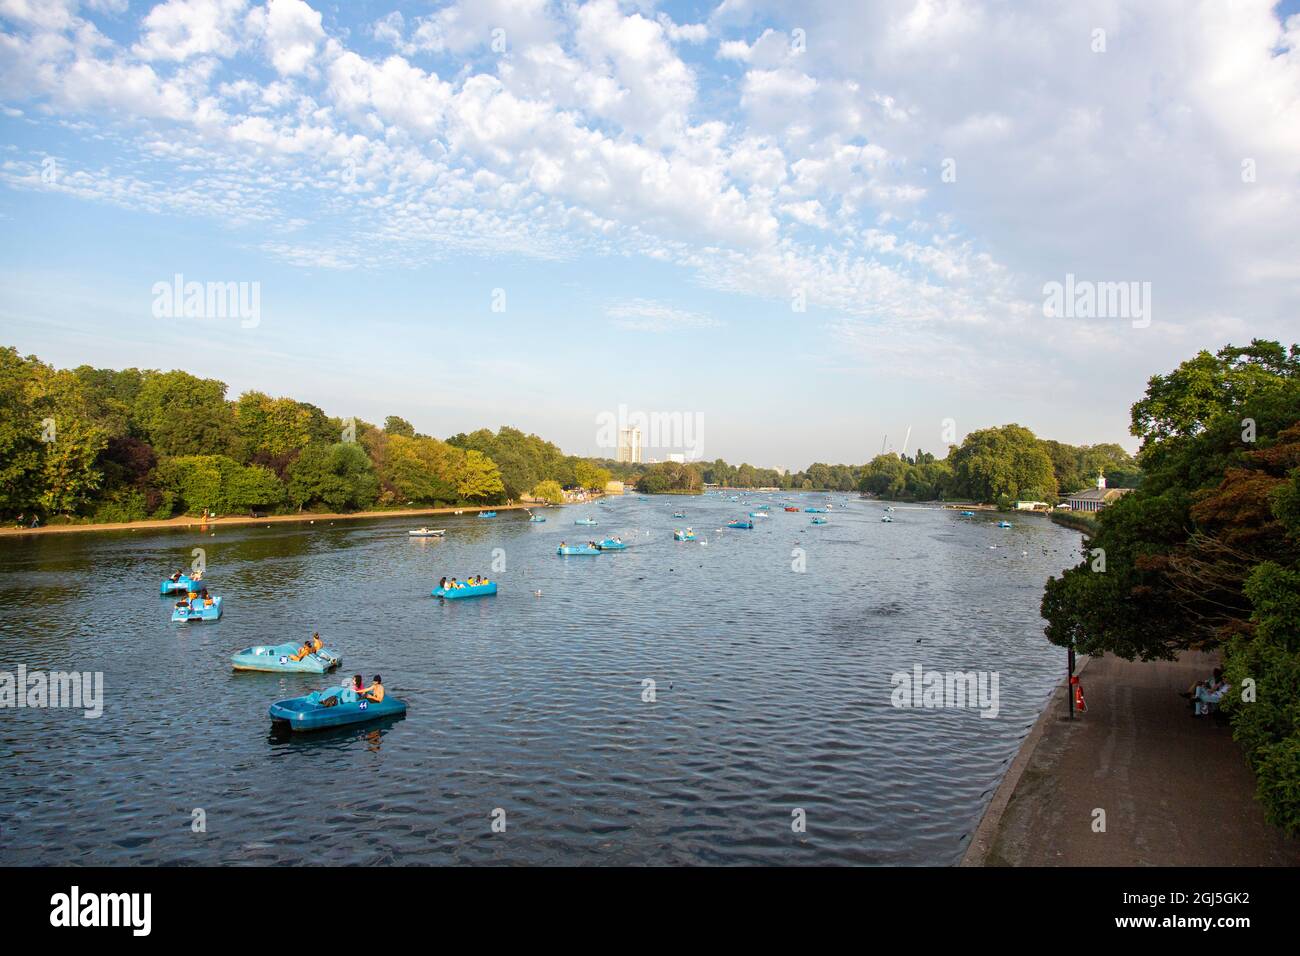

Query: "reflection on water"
<box><xmin>0</xmin><ymin>495</ymin><xmax>1083</xmax><ymax>865</ymax></box>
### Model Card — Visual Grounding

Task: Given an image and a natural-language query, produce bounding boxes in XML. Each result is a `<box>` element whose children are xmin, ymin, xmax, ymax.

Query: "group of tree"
<box><xmin>856</xmin><ymin>430</ymin><xmax>1138</xmax><ymax>505</ymax></box>
<box><xmin>0</xmin><ymin>347</ymin><xmax>615</xmax><ymax>523</ymax></box>
<box><xmin>635</xmin><ymin>461</ymin><xmax>704</xmax><ymax>494</ymax></box>
<box><xmin>1040</xmin><ymin>340</ymin><xmax>1300</xmax><ymax>832</ymax></box>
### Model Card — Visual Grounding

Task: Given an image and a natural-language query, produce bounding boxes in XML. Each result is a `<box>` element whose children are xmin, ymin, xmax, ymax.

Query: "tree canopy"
<box><xmin>1039</xmin><ymin>339</ymin><xmax>1300</xmax><ymax>833</ymax></box>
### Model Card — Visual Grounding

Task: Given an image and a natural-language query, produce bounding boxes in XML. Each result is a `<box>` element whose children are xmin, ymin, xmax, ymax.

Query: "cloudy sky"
<box><xmin>1</xmin><ymin>0</ymin><xmax>1298</xmax><ymax>468</ymax></box>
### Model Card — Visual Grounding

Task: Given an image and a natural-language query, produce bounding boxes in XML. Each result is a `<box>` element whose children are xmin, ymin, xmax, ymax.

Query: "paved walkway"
<box><xmin>966</xmin><ymin>651</ymin><xmax>1300</xmax><ymax>866</ymax></box>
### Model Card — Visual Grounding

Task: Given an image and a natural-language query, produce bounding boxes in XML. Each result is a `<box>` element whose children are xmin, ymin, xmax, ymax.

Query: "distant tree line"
<box><xmin>857</xmin><ymin>430</ymin><xmax>1140</xmax><ymax>505</ymax></box>
<box><xmin>0</xmin><ymin>347</ymin><xmax>611</xmax><ymax>523</ymax></box>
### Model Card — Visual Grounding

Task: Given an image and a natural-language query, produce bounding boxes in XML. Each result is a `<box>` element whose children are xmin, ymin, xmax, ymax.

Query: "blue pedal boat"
<box><xmin>727</xmin><ymin>520</ymin><xmax>754</xmax><ymax>529</ymax></box>
<box><xmin>232</xmin><ymin>641</ymin><xmax>340</xmax><ymax>673</ymax></box>
<box><xmin>574</xmin><ymin>517</ymin><xmax>598</xmax><ymax>526</ymax></box>
<box><xmin>557</xmin><ymin>544</ymin><xmax>600</xmax><ymax>555</ymax></box>
<box><xmin>160</xmin><ymin>573</ymin><xmax>203</xmax><ymax>595</ymax></box>
<box><xmin>596</xmin><ymin>539</ymin><xmax>627</xmax><ymax>550</ymax></box>
<box><xmin>529</xmin><ymin>515</ymin><xmax>546</xmax><ymax>522</ymax></box>
<box><xmin>673</xmin><ymin>529</ymin><xmax>696</xmax><ymax>541</ymax></box>
<box><xmin>804</xmin><ymin>507</ymin><xmax>828</xmax><ymax>514</ymax></box>
<box><xmin>477</xmin><ymin>511</ymin><xmax>497</xmax><ymax>519</ymax></box>
<box><xmin>811</xmin><ymin>516</ymin><xmax>828</xmax><ymax>525</ymax></box>
<box><xmin>269</xmin><ymin>685</ymin><xmax>407</xmax><ymax>732</ymax></box>
<box><xmin>172</xmin><ymin>595</ymin><xmax>222</xmax><ymax>622</ymax></box>
<box><xmin>960</xmin><ymin>511</ymin><xmax>976</xmax><ymax>517</ymax></box>
<box><xmin>997</xmin><ymin>521</ymin><xmax>1013</xmax><ymax>528</ymax></box>
<box><xmin>432</xmin><ymin>581</ymin><xmax>498</xmax><ymax>599</ymax></box>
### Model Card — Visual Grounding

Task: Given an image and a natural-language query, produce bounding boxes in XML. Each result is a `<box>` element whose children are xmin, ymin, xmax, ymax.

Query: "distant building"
<box><xmin>1064</xmin><ymin>472</ymin><xmax>1132</xmax><ymax>513</ymax></box>
<box><xmin>617</xmin><ymin>427</ymin><xmax>642</xmax><ymax>464</ymax></box>
<box><xmin>1014</xmin><ymin>500</ymin><xmax>1050</xmax><ymax>511</ymax></box>
<box><xmin>667</xmin><ymin>453</ymin><xmax>685</xmax><ymax>463</ymax></box>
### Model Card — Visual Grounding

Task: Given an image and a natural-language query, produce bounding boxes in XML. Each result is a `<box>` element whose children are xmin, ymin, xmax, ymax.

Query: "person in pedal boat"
<box><xmin>310</xmin><ymin>632</ymin><xmax>323</xmax><ymax>654</ymax></box>
<box><xmin>321</xmin><ymin>674</ymin><xmax>364</xmax><ymax>708</ymax></box>
<box><xmin>359</xmin><ymin>675</ymin><xmax>385</xmax><ymax>703</ymax></box>
<box><xmin>289</xmin><ymin>637</ymin><xmax>316</xmax><ymax>662</ymax></box>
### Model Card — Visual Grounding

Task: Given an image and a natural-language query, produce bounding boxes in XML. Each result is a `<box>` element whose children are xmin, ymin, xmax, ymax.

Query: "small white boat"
<box><xmin>408</xmin><ymin>528</ymin><xmax>446</xmax><ymax>537</ymax></box>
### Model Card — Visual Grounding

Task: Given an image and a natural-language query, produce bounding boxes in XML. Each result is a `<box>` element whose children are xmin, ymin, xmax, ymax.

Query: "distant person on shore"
<box><xmin>1194</xmin><ymin>677</ymin><xmax>1231</xmax><ymax>716</ymax></box>
<box><xmin>1181</xmin><ymin>667</ymin><xmax>1225</xmax><ymax>699</ymax></box>
<box><xmin>1182</xmin><ymin>667</ymin><xmax>1230</xmax><ymax>716</ymax></box>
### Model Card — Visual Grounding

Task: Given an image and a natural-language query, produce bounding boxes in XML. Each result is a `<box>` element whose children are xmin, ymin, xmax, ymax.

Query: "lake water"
<box><xmin>0</xmin><ymin>494</ymin><xmax>1082</xmax><ymax>865</ymax></box>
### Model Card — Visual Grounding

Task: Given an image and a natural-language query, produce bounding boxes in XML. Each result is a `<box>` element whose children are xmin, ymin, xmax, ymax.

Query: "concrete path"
<box><xmin>967</xmin><ymin>651</ymin><xmax>1300</xmax><ymax>866</ymax></box>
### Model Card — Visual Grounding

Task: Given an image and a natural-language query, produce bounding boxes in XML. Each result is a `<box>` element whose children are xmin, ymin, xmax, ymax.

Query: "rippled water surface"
<box><xmin>0</xmin><ymin>494</ymin><xmax>1083</xmax><ymax>865</ymax></box>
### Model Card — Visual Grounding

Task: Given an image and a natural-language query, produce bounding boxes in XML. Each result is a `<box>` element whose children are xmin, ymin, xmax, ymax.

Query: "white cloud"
<box><xmin>246</xmin><ymin>0</ymin><xmax>323</xmax><ymax>76</ymax></box>
<box><xmin>1</xmin><ymin>0</ymin><xmax>1296</xmax><ymax>408</ymax></box>
<box><xmin>133</xmin><ymin>0</ymin><xmax>248</xmax><ymax>62</ymax></box>
<box><xmin>607</xmin><ymin>298</ymin><xmax>719</xmax><ymax>332</ymax></box>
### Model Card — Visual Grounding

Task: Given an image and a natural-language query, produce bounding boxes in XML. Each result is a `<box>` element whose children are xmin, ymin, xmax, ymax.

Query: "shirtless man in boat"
<box><xmin>359</xmin><ymin>675</ymin><xmax>385</xmax><ymax>703</ymax></box>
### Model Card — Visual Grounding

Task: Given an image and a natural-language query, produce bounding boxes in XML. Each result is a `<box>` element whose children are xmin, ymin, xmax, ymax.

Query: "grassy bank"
<box><xmin>1050</xmin><ymin>510</ymin><xmax>1098</xmax><ymax>535</ymax></box>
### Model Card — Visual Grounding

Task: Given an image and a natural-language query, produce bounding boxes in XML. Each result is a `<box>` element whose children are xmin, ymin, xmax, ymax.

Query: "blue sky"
<box><xmin>2</xmin><ymin>0</ymin><xmax>1299</xmax><ymax>469</ymax></box>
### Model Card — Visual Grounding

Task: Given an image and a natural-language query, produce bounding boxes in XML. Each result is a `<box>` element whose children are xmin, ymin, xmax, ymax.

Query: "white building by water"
<box><xmin>1063</xmin><ymin>472</ymin><xmax>1132</xmax><ymax>513</ymax></box>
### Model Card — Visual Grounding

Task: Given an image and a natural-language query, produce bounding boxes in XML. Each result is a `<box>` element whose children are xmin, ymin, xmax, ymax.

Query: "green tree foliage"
<box><xmin>447</xmin><ymin>426</ymin><xmax>574</xmax><ymax>499</ymax></box>
<box><xmin>286</xmin><ymin>443</ymin><xmax>379</xmax><ymax>512</ymax></box>
<box><xmin>857</xmin><ymin>451</ymin><xmax>953</xmax><ymax>500</ymax></box>
<box><xmin>370</xmin><ymin>433</ymin><xmax>460</xmax><ymax>505</ymax></box>
<box><xmin>0</xmin><ymin>349</ymin><xmax>114</xmax><ymax>517</ymax></box>
<box><xmin>573</xmin><ymin>459</ymin><xmax>612</xmax><ymax>491</ymax></box>
<box><xmin>157</xmin><ymin>455</ymin><xmax>284</xmax><ymax>515</ymax></box>
<box><xmin>636</xmin><ymin>461</ymin><xmax>703</xmax><ymax>494</ymax></box>
<box><xmin>531</xmin><ymin>479</ymin><xmax>564</xmax><ymax>504</ymax></box>
<box><xmin>235</xmin><ymin>391</ymin><xmax>334</xmax><ymax>471</ymax></box>
<box><xmin>1043</xmin><ymin>440</ymin><xmax>1139</xmax><ymax>495</ymax></box>
<box><xmin>0</xmin><ymin>348</ymin><xmax>49</xmax><ymax>515</ymax></box>
<box><xmin>31</xmin><ymin>364</ymin><xmax>111</xmax><ymax>516</ymax></box>
<box><xmin>948</xmin><ymin>424</ymin><xmax>1058</xmax><ymax>502</ymax></box>
<box><xmin>457</xmin><ymin>449</ymin><xmax>506</xmax><ymax>501</ymax></box>
<box><xmin>1040</xmin><ymin>340</ymin><xmax>1300</xmax><ymax>832</ymax></box>
<box><xmin>384</xmin><ymin>416</ymin><xmax>416</xmax><ymax>437</ymax></box>
<box><xmin>133</xmin><ymin>370</ymin><xmax>240</xmax><ymax>458</ymax></box>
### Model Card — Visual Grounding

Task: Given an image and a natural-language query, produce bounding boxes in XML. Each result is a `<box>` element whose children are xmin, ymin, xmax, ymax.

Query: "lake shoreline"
<box><xmin>0</xmin><ymin>499</ymin><xmax>589</xmax><ymax>539</ymax></box>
